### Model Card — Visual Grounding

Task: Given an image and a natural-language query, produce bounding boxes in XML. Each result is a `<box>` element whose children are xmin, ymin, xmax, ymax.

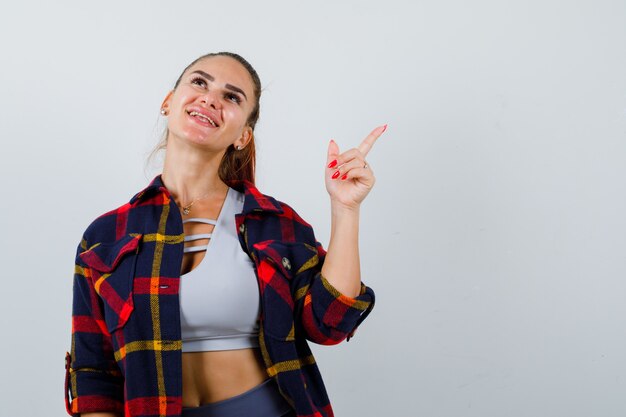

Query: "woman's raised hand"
<box><xmin>325</xmin><ymin>125</ymin><xmax>387</xmax><ymax>210</ymax></box>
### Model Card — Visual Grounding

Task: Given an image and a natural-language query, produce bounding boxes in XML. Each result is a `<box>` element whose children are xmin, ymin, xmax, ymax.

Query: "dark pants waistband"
<box><xmin>181</xmin><ymin>378</ymin><xmax>295</xmax><ymax>417</ymax></box>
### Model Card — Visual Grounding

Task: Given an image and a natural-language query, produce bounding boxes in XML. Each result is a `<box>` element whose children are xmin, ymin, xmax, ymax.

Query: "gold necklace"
<box><xmin>180</xmin><ymin>193</ymin><xmax>211</xmax><ymax>215</ymax></box>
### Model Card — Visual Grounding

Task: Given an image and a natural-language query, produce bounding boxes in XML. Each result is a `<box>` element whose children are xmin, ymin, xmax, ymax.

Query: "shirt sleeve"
<box><xmin>294</xmin><ymin>239</ymin><xmax>376</xmax><ymax>345</ymax></box>
<box><xmin>65</xmin><ymin>238</ymin><xmax>124</xmax><ymax>416</ymax></box>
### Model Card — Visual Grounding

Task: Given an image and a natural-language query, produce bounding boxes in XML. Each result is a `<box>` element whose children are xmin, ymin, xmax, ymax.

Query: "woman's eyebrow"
<box><xmin>190</xmin><ymin>70</ymin><xmax>248</xmax><ymax>100</ymax></box>
<box><xmin>224</xmin><ymin>84</ymin><xmax>247</xmax><ymax>101</ymax></box>
<box><xmin>191</xmin><ymin>70</ymin><xmax>215</xmax><ymax>82</ymax></box>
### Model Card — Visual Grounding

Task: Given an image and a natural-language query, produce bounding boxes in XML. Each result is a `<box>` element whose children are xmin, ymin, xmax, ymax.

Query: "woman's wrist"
<box><xmin>330</xmin><ymin>199</ymin><xmax>360</xmax><ymax>217</ymax></box>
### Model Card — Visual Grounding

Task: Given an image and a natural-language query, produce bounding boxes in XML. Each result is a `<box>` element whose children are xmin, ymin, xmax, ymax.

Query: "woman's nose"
<box><xmin>201</xmin><ymin>90</ymin><xmax>221</xmax><ymax>109</ymax></box>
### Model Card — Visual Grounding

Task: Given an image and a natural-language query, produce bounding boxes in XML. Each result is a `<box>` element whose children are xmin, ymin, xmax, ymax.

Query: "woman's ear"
<box><xmin>160</xmin><ymin>90</ymin><xmax>174</xmax><ymax>113</ymax></box>
<box><xmin>234</xmin><ymin>126</ymin><xmax>253</xmax><ymax>149</ymax></box>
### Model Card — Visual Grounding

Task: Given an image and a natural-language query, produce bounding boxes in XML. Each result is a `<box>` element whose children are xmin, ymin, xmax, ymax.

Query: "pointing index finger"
<box><xmin>358</xmin><ymin>124</ymin><xmax>387</xmax><ymax>157</ymax></box>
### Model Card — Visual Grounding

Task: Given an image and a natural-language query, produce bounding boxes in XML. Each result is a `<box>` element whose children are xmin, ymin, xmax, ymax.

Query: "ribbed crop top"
<box><xmin>179</xmin><ymin>187</ymin><xmax>261</xmax><ymax>352</ymax></box>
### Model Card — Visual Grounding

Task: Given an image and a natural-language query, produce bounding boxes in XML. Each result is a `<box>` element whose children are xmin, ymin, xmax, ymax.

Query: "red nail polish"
<box><xmin>328</xmin><ymin>159</ymin><xmax>338</xmax><ymax>168</ymax></box>
<box><xmin>332</xmin><ymin>171</ymin><xmax>341</xmax><ymax>179</ymax></box>
<box><xmin>341</xmin><ymin>174</ymin><xmax>348</xmax><ymax>180</ymax></box>
<box><xmin>381</xmin><ymin>124</ymin><xmax>388</xmax><ymax>133</ymax></box>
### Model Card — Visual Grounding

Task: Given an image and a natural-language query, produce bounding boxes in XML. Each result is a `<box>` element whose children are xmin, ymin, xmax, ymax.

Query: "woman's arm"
<box><xmin>321</xmin><ymin>125</ymin><xmax>386</xmax><ymax>298</ymax></box>
<box><xmin>321</xmin><ymin>204</ymin><xmax>361</xmax><ymax>298</ymax></box>
<box><xmin>66</xmin><ymin>238</ymin><xmax>125</xmax><ymax>416</ymax></box>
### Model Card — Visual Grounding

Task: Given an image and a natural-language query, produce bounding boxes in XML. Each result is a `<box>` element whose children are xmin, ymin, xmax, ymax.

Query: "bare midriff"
<box><xmin>181</xmin><ymin>349</ymin><xmax>269</xmax><ymax>407</ymax></box>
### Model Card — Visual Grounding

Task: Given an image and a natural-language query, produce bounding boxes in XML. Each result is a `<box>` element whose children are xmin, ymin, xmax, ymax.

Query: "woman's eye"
<box><xmin>225</xmin><ymin>93</ymin><xmax>241</xmax><ymax>104</ymax></box>
<box><xmin>190</xmin><ymin>77</ymin><xmax>207</xmax><ymax>88</ymax></box>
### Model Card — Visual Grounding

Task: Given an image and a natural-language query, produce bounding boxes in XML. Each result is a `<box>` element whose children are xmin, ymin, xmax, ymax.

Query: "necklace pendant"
<box><xmin>182</xmin><ymin>207</ymin><xmax>190</xmax><ymax>215</ymax></box>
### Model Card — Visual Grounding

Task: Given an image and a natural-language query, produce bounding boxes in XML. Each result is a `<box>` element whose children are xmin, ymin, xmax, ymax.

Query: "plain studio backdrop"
<box><xmin>1</xmin><ymin>1</ymin><xmax>625</xmax><ymax>416</ymax></box>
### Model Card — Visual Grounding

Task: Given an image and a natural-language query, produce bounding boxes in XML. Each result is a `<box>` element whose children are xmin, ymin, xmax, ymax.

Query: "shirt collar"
<box><xmin>129</xmin><ymin>174</ymin><xmax>284</xmax><ymax>215</ymax></box>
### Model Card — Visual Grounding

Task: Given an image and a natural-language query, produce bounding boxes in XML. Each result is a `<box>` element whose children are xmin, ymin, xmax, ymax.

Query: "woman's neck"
<box><xmin>161</xmin><ymin>139</ymin><xmax>228</xmax><ymax>207</ymax></box>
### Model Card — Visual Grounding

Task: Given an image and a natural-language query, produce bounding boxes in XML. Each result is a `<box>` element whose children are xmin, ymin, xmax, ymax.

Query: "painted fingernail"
<box><xmin>332</xmin><ymin>171</ymin><xmax>341</xmax><ymax>179</ymax></box>
<box><xmin>381</xmin><ymin>124</ymin><xmax>388</xmax><ymax>133</ymax></box>
<box><xmin>341</xmin><ymin>174</ymin><xmax>348</xmax><ymax>180</ymax></box>
<box><xmin>328</xmin><ymin>159</ymin><xmax>338</xmax><ymax>168</ymax></box>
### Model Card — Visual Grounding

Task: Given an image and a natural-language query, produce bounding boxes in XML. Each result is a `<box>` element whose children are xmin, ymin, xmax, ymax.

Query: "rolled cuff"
<box><xmin>65</xmin><ymin>352</ymin><xmax>124</xmax><ymax>416</ymax></box>
<box><xmin>302</xmin><ymin>273</ymin><xmax>375</xmax><ymax>344</ymax></box>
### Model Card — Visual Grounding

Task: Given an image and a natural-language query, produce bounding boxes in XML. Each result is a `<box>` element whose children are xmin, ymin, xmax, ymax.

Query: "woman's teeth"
<box><xmin>188</xmin><ymin>111</ymin><xmax>217</xmax><ymax>127</ymax></box>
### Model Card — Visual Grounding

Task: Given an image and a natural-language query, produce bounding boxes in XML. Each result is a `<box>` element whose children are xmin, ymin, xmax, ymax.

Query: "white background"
<box><xmin>0</xmin><ymin>1</ymin><xmax>625</xmax><ymax>416</ymax></box>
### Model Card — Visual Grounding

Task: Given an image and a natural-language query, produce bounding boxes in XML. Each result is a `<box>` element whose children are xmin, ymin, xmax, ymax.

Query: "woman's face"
<box><xmin>162</xmin><ymin>55</ymin><xmax>256</xmax><ymax>152</ymax></box>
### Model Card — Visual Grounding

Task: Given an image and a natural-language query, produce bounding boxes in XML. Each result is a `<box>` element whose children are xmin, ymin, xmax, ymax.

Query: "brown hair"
<box><xmin>147</xmin><ymin>52</ymin><xmax>261</xmax><ymax>184</ymax></box>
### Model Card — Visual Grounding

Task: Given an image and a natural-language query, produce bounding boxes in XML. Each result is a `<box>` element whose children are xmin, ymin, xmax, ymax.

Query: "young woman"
<box><xmin>65</xmin><ymin>52</ymin><xmax>382</xmax><ymax>417</ymax></box>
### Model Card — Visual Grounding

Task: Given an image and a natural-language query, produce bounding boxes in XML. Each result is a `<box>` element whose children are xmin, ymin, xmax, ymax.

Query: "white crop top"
<box><xmin>179</xmin><ymin>187</ymin><xmax>261</xmax><ymax>352</ymax></box>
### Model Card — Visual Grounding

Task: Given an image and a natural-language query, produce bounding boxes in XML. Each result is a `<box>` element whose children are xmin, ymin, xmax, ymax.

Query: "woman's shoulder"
<box><xmin>231</xmin><ymin>180</ymin><xmax>310</xmax><ymax>222</ymax></box>
<box><xmin>230</xmin><ymin>181</ymin><xmax>320</xmax><ymax>246</ymax></box>
<box><xmin>79</xmin><ymin>175</ymin><xmax>170</xmax><ymax>245</ymax></box>
<box><xmin>79</xmin><ymin>200</ymin><xmax>135</xmax><ymax>247</ymax></box>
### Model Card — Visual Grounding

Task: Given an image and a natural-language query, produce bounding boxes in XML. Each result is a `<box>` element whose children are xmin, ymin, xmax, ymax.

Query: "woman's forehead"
<box><xmin>186</xmin><ymin>56</ymin><xmax>254</xmax><ymax>93</ymax></box>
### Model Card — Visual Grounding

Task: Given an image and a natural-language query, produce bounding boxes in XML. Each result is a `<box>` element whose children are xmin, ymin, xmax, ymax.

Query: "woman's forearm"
<box><xmin>320</xmin><ymin>202</ymin><xmax>362</xmax><ymax>298</ymax></box>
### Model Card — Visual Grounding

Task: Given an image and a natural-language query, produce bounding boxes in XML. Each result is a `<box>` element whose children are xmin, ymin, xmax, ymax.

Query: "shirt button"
<box><xmin>239</xmin><ymin>224</ymin><xmax>246</xmax><ymax>234</ymax></box>
<box><xmin>281</xmin><ymin>257</ymin><xmax>291</xmax><ymax>271</ymax></box>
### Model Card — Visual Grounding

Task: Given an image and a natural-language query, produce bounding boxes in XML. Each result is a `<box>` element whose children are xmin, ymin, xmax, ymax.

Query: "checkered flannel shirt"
<box><xmin>65</xmin><ymin>174</ymin><xmax>375</xmax><ymax>417</ymax></box>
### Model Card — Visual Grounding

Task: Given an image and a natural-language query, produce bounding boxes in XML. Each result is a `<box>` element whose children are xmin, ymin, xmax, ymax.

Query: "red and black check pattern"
<box><xmin>66</xmin><ymin>174</ymin><xmax>375</xmax><ymax>417</ymax></box>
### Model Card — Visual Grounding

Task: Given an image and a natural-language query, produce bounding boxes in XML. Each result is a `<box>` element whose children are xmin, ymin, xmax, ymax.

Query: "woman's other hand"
<box><xmin>325</xmin><ymin>125</ymin><xmax>387</xmax><ymax>209</ymax></box>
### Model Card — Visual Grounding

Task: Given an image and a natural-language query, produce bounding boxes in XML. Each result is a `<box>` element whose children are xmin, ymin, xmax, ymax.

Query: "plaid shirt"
<box><xmin>65</xmin><ymin>174</ymin><xmax>375</xmax><ymax>417</ymax></box>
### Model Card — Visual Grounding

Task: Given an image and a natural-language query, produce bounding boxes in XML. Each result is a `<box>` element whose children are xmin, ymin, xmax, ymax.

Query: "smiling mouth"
<box><xmin>187</xmin><ymin>110</ymin><xmax>218</xmax><ymax>127</ymax></box>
